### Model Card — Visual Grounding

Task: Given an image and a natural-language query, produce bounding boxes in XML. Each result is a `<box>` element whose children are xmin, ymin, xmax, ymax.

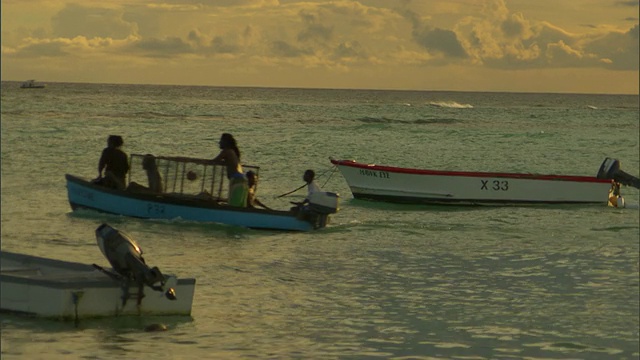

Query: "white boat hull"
<box><xmin>0</xmin><ymin>251</ymin><xmax>195</xmax><ymax>321</ymax></box>
<box><xmin>331</xmin><ymin>159</ymin><xmax>613</xmax><ymax>205</ymax></box>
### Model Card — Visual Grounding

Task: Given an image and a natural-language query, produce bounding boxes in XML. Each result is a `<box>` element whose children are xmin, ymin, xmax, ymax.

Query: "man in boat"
<box><xmin>95</xmin><ymin>135</ymin><xmax>129</xmax><ymax>190</ymax></box>
<box><xmin>291</xmin><ymin>169</ymin><xmax>322</xmax><ymax>213</ymax></box>
<box><xmin>302</xmin><ymin>169</ymin><xmax>321</xmax><ymax>202</ymax></box>
<box><xmin>212</xmin><ymin>133</ymin><xmax>248</xmax><ymax>206</ymax></box>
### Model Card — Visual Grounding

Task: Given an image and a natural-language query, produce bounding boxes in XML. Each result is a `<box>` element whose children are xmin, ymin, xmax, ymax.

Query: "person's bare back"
<box><xmin>213</xmin><ymin>148</ymin><xmax>242</xmax><ymax>178</ymax></box>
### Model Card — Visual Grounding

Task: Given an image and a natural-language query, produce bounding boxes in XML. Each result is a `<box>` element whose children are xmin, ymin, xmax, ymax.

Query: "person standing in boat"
<box><xmin>212</xmin><ymin>133</ymin><xmax>248</xmax><ymax>206</ymax></box>
<box><xmin>95</xmin><ymin>135</ymin><xmax>129</xmax><ymax>190</ymax></box>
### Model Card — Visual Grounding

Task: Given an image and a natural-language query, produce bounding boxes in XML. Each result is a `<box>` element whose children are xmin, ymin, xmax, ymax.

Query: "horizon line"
<box><xmin>1</xmin><ymin>79</ymin><xmax>638</xmax><ymax>96</ymax></box>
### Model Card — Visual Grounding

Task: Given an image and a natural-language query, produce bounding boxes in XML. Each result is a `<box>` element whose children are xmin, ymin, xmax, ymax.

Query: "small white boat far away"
<box><xmin>20</xmin><ymin>79</ymin><xmax>46</xmax><ymax>89</ymax></box>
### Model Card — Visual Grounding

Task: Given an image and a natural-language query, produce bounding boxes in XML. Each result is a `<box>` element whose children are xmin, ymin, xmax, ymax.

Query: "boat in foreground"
<box><xmin>66</xmin><ymin>154</ymin><xmax>339</xmax><ymax>231</ymax></box>
<box><xmin>0</xmin><ymin>224</ymin><xmax>195</xmax><ymax>321</ymax></box>
<box><xmin>330</xmin><ymin>157</ymin><xmax>639</xmax><ymax>206</ymax></box>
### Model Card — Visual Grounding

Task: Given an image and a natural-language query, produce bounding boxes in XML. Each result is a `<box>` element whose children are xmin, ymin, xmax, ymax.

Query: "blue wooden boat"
<box><xmin>66</xmin><ymin>154</ymin><xmax>339</xmax><ymax>231</ymax></box>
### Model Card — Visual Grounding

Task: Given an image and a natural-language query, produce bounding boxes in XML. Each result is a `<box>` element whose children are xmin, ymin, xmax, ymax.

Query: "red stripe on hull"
<box><xmin>330</xmin><ymin>159</ymin><xmax>610</xmax><ymax>184</ymax></box>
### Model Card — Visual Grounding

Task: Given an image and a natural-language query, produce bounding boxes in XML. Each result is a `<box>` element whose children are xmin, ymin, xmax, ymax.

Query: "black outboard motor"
<box><xmin>307</xmin><ymin>191</ymin><xmax>340</xmax><ymax>229</ymax></box>
<box><xmin>597</xmin><ymin>158</ymin><xmax>640</xmax><ymax>189</ymax></box>
<box><xmin>95</xmin><ymin>224</ymin><xmax>176</xmax><ymax>303</ymax></box>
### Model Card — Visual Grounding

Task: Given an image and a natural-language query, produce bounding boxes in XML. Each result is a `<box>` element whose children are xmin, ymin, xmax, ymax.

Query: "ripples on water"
<box><xmin>1</xmin><ymin>82</ymin><xmax>638</xmax><ymax>359</ymax></box>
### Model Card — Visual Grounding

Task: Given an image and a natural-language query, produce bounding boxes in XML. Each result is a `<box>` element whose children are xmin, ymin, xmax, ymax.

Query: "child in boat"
<box><xmin>126</xmin><ymin>154</ymin><xmax>163</xmax><ymax>193</ymax></box>
<box><xmin>143</xmin><ymin>154</ymin><xmax>163</xmax><ymax>193</ymax></box>
<box><xmin>246</xmin><ymin>171</ymin><xmax>271</xmax><ymax>210</ymax></box>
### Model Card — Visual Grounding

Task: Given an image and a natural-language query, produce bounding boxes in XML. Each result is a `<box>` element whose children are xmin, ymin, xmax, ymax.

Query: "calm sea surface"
<box><xmin>1</xmin><ymin>82</ymin><xmax>639</xmax><ymax>359</ymax></box>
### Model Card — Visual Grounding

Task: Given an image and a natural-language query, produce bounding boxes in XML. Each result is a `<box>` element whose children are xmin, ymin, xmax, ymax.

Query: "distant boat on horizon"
<box><xmin>20</xmin><ymin>79</ymin><xmax>46</xmax><ymax>89</ymax></box>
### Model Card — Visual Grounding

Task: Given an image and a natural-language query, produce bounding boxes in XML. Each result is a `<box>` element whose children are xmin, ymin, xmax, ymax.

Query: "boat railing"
<box><xmin>127</xmin><ymin>153</ymin><xmax>259</xmax><ymax>201</ymax></box>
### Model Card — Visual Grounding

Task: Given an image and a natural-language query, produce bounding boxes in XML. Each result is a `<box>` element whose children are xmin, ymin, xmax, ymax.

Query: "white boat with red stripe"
<box><xmin>330</xmin><ymin>157</ymin><xmax>639</xmax><ymax>206</ymax></box>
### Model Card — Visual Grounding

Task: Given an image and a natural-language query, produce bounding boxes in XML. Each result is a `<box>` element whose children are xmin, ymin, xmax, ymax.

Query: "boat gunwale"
<box><xmin>65</xmin><ymin>174</ymin><xmax>295</xmax><ymax>216</ymax></box>
<box><xmin>330</xmin><ymin>159</ymin><xmax>611</xmax><ymax>183</ymax></box>
<box><xmin>1</xmin><ymin>251</ymin><xmax>196</xmax><ymax>289</ymax></box>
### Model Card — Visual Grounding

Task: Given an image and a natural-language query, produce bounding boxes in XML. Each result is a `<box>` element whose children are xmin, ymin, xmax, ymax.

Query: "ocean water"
<box><xmin>1</xmin><ymin>81</ymin><xmax>639</xmax><ymax>359</ymax></box>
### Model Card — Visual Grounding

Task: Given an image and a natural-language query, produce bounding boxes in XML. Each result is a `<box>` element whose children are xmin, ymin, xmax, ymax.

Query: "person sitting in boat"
<box><xmin>302</xmin><ymin>169</ymin><xmax>321</xmax><ymax>203</ymax></box>
<box><xmin>127</xmin><ymin>154</ymin><xmax>163</xmax><ymax>194</ymax></box>
<box><xmin>246</xmin><ymin>171</ymin><xmax>272</xmax><ymax>210</ymax></box>
<box><xmin>291</xmin><ymin>169</ymin><xmax>322</xmax><ymax>213</ymax></box>
<box><xmin>94</xmin><ymin>135</ymin><xmax>129</xmax><ymax>190</ymax></box>
<box><xmin>211</xmin><ymin>133</ymin><xmax>248</xmax><ymax>207</ymax></box>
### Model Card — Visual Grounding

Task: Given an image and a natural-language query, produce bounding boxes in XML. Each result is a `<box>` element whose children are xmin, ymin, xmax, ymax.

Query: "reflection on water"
<box><xmin>1</xmin><ymin>84</ymin><xmax>638</xmax><ymax>359</ymax></box>
<box><xmin>2</xmin><ymin>204</ymin><xmax>637</xmax><ymax>359</ymax></box>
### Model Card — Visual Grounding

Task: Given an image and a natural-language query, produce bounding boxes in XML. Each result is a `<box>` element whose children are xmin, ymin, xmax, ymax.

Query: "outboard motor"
<box><xmin>308</xmin><ymin>191</ymin><xmax>340</xmax><ymax>214</ymax></box>
<box><xmin>307</xmin><ymin>192</ymin><xmax>340</xmax><ymax>228</ymax></box>
<box><xmin>597</xmin><ymin>158</ymin><xmax>640</xmax><ymax>189</ymax></box>
<box><xmin>95</xmin><ymin>224</ymin><xmax>176</xmax><ymax>304</ymax></box>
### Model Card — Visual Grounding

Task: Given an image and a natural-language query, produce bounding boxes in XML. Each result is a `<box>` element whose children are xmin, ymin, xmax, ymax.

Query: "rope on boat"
<box><xmin>275</xmin><ymin>183</ymin><xmax>306</xmax><ymax>198</ymax></box>
<box><xmin>275</xmin><ymin>165</ymin><xmax>339</xmax><ymax>198</ymax></box>
<box><xmin>319</xmin><ymin>165</ymin><xmax>339</xmax><ymax>189</ymax></box>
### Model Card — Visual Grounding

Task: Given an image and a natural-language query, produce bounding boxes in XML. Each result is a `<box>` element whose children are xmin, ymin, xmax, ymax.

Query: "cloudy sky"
<box><xmin>2</xmin><ymin>0</ymin><xmax>638</xmax><ymax>94</ymax></box>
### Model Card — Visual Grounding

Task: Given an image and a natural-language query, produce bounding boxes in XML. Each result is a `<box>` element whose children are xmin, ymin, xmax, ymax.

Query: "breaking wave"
<box><xmin>428</xmin><ymin>101</ymin><xmax>473</xmax><ymax>109</ymax></box>
<box><xmin>356</xmin><ymin>116</ymin><xmax>459</xmax><ymax>124</ymax></box>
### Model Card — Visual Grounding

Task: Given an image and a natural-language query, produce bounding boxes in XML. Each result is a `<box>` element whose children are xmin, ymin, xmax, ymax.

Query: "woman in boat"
<box><xmin>246</xmin><ymin>171</ymin><xmax>271</xmax><ymax>210</ymax></box>
<box><xmin>96</xmin><ymin>135</ymin><xmax>129</xmax><ymax>190</ymax></box>
<box><xmin>212</xmin><ymin>133</ymin><xmax>248</xmax><ymax>206</ymax></box>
